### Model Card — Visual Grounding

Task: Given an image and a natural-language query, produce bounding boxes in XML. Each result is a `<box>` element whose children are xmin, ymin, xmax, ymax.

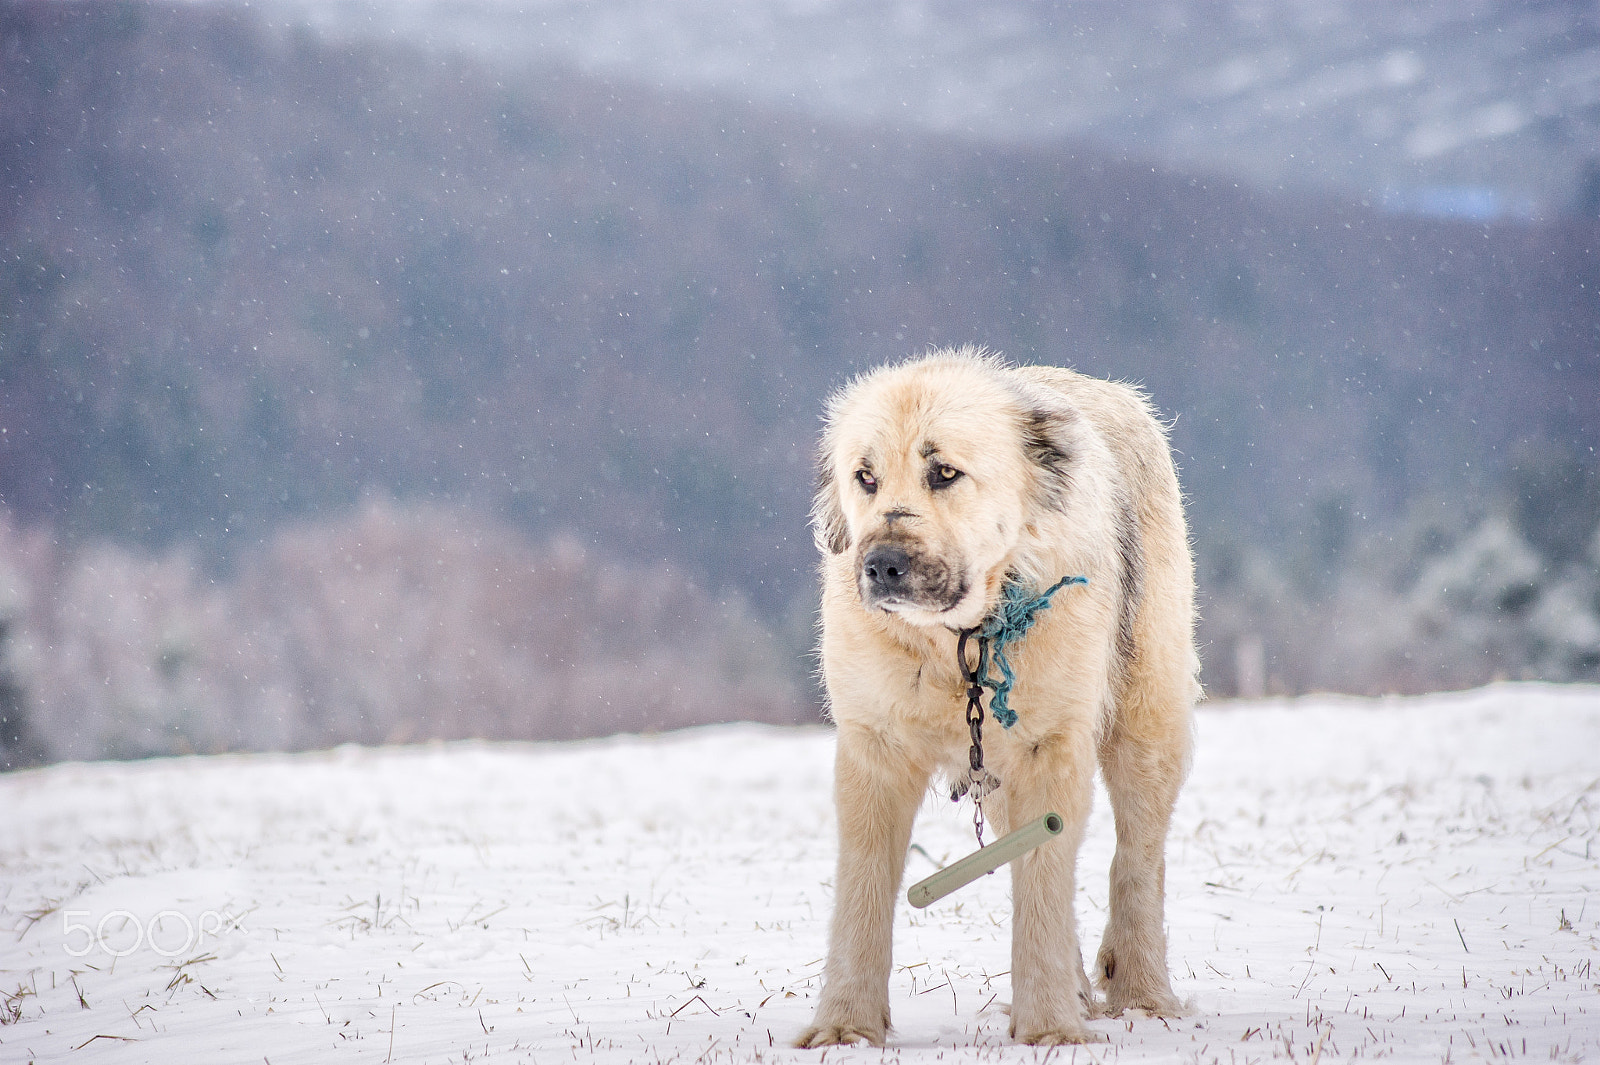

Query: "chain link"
<box><xmin>954</xmin><ymin>628</ymin><xmax>999</xmax><ymax>847</ymax></box>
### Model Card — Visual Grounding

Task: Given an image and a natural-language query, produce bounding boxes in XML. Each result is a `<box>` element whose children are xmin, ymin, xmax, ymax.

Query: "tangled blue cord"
<box><xmin>976</xmin><ymin>574</ymin><xmax>1088</xmax><ymax>728</ymax></box>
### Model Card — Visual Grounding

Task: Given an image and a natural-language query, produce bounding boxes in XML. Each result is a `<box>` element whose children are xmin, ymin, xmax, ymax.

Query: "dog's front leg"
<box><xmin>796</xmin><ymin>724</ymin><xmax>928</xmax><ymax>1048</ymax></box>
<box><xmin>1005</xmin><ymin>728</ymin><xmax>1106</xmax><ymax>1045</ymax></box>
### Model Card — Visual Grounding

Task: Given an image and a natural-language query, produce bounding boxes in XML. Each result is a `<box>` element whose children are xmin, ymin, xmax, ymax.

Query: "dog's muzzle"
<box><xmin>857</xmin><ymin>539</ymin><xmax>965</xmax><ymax>614</ymax></box>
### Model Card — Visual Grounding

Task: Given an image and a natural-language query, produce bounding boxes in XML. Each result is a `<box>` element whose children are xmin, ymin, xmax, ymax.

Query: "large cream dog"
<box><xmin>797</xmin><ymin>348</ymin><xmax>1199</xmax><ymax>1047</ymax></box>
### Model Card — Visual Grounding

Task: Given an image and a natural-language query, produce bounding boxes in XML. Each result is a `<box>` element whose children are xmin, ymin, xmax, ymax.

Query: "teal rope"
<box><xmin>977</xmin><ymin>574</ymin><xmax>1088</xmax><ymax>728</ymax></box>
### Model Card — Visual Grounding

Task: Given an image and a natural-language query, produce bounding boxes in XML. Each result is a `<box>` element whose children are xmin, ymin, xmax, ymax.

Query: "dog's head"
<box><xmin>813</xmin><ymin>348</ymin><xmax>1081</xmax><ymax>630</ymax></box>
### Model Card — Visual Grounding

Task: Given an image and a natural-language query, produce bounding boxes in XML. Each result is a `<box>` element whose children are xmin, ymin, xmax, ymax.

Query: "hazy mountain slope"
<box><xmin>284</xmin><ymin>0</ymin><xmax>1600</xmax><ymax>216</ymax></box>
<box><xmin>2</xmin><ymin>3</ymin><xmax>1597</xmax><ymax>707</ymax></box>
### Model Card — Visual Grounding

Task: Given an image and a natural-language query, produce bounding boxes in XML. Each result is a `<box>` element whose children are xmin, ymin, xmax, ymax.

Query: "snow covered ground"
<box><xmin>2</xmin><ymin>683</ymin><xmax>1597</xmax><ymax>1063</ymax></box>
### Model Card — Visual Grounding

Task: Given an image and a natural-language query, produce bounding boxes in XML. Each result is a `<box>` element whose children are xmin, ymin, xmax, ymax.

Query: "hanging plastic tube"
<box><xmin>906</xmin><ymin>811</ymin><xmax>1064</xmax><ymax>909</ymax></box>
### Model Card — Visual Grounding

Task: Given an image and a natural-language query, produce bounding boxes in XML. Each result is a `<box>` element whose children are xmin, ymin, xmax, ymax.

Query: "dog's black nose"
<box><xmin>861</xmin><ymin>544</ymin><xmax>913</xmax><ymax>594</ymax></box>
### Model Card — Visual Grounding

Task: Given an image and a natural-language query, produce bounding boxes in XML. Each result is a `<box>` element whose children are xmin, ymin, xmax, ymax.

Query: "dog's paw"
<box><xmin>794</xmin><ymin>986</ymin><xmax>890</xmax><ymax>1047</ymax></box>
<box><xmin>1097</xmin><ymin>945</ymin><xmax>1184</xmax><ymax>1018</ymax></box>
<box><xmin>1103</xmin><ymin>990</ymin><xmax>1185</xmax><ymax>1019</ymax></box>
<box><xmin>1010</xmin><ymin>1020</ymin><xmax>1109</xmax><ymax>1046</ymax></box>
<box><xmin>1100</xmin><ymin>976</ymin><xmax>1185</xmax><ymax>1019</ymax></box>
<box><xmin>794</xmin><ymin>1022</ymin><xmax>886</xmax><ymax>1048</ymax></box>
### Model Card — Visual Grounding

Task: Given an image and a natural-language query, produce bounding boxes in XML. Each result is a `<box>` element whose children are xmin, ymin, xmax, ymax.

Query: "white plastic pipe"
<box><xmin>906</xmin><ymin>811</ymin><xmax>1064</xmax><ymax>909</ymax></box>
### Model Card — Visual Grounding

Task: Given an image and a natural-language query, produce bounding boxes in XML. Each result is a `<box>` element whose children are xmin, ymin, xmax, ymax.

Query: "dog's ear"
<box><xmin>812</xmin><ymin>458</ymin><xmax>851</xmax><ymax>555</ymax></box>
<box><xmin>1020</xmin><ymin>395</ymin><xmax>1080</xmax><ymax>513</ymax></box>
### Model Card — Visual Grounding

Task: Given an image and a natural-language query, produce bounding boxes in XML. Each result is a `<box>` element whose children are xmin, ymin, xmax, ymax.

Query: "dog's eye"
<box><xmin>929</xmin><ymin>464</ymin><xmax>963</xmax><ymax>489</ymax></box>
<box><xmin>854</xmin><ymin>469</ymin><xmax>878</xmax><ymax>493</ymax></box>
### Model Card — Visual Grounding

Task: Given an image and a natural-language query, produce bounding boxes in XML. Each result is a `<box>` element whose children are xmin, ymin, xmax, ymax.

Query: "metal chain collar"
<box><xmin>951</xmin><ymin>627</ymin><xmax>1000</xmax><ymax>847</ymax></box>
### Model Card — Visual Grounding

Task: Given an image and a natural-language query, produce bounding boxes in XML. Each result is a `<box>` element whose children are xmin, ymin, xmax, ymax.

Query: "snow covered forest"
<box><xmin>2</xmin><ymin>0</ymin><xmax>1600</xmax><ymax>766</ymax></box>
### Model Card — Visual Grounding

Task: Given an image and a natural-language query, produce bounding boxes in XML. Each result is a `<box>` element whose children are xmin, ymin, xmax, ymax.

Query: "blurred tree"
<box><xmin>0</xmin><ymin>615</ymin><xmax>49</xmax><ymax>771</ymax></box>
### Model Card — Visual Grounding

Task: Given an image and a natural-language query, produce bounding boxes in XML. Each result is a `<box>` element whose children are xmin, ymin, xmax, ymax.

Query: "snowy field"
<box><xmin>2</xmin><ymin>684</ymin><xmax>1597</xmax><ymax>1064</ymax></box>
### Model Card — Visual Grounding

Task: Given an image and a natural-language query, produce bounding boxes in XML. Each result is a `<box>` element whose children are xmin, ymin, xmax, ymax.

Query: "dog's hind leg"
<box><xmin>1094</xmin><ymin>679</ymin><xmax>1192</xmax><ymax>1017</ymax></box>
<box><xmin>796</xmin><ymin>725</ymin><xmax>929</xmax><ymax>1048</ymax></box>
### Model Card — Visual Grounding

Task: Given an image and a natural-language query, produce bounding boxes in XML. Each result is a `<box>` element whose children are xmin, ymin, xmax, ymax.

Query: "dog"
<box><xmin>796</xmin><ymin>348</ymin><xmax>1199</xmax><ymax>1047</ymax></box>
